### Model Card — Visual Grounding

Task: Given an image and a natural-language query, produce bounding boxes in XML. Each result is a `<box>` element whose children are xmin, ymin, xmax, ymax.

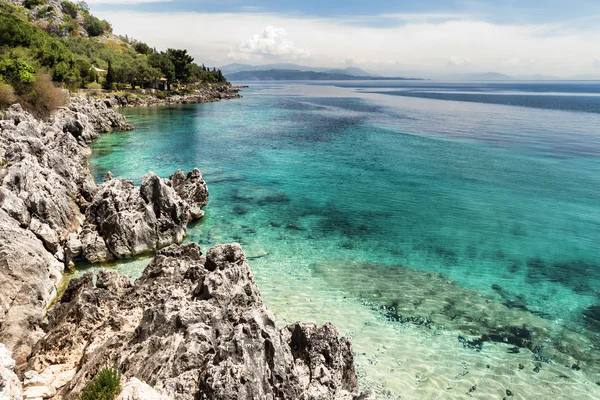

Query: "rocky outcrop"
<box><xmin>170</xmin><ymin>168</ymin><xmax>209</xmax><ymax>220</ymax></box>
<box><xmin>0</xmin><ymin>99</ymin><xmax>131</xmax><ymax>369</ymax></box>
<box><xmin>26</xmin><ymin>243</ymin><xmax>369</xmax><ymax>400</ymax></box>
<box><xmin>79</xmin><ymin>169</ymin><xmax>209</xmax><ymax>263</ymax></box>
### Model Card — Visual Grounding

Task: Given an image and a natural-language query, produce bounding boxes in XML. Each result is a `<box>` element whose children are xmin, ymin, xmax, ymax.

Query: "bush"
<box><xmin>78</xmin><ymin>366</ymin><xmax>121</xmax><ymax>400</ymax></box>
<box><xmin>19</xmin><ymin>72</ymin><xmax>68</xmax><ymax>119</ymax></box>
<box><xmin>84</xmin><ymin>14</ymin><xmax>111</xmax><ymax>37</ymax></box>
<box><xmin>87</xmin><ymin>82</ymin><xmax>101</xmax><ymax>89</ymax></box>
<box><xmin>0</xmin><ymin>82</ymin><xmax>16</xmax><ymax>109</ymax></box>
<box><xmin>61</xmin><ymin>1</ymin><xmax>78</xmax><ymax>18</ymax></box>
<box><xmin>24</xmin><ymin>0</ymin><xmax>46</xmax><ymax>9</ymax></box>
<box><xmin>0</xmin><ymin>59</ymin><xmax>36</xmax><ymax>85</ymax></box>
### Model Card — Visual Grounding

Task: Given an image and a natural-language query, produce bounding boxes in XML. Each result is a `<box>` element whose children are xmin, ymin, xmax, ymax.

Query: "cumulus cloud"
<box><xmin>228</xmin><ymin>26</ymin><xmax>311</xmax><ymax>60</ymax></box>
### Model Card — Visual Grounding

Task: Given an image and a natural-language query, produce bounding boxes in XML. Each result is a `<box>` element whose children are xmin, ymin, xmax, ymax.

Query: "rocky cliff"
<box><xmin>0</xmin><ymin>100</ymin><xmax>132</xmax><ymax>369</ymax></box>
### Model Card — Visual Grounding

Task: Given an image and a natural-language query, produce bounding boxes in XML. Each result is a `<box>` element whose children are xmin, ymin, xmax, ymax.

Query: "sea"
<box><xmin>85</xmin><ymin>80</ymin><xmax>600</xmax><ymax>399</ymax></box>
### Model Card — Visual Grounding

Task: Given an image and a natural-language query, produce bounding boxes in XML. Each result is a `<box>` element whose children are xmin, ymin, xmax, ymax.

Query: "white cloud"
<box><xmin>93</xmin><ymin>10</ymin><xmax>600</xmax><ymax>77</ymax></box>
<box><xmin>448</xmin><ymin>56</ymin><xmax>471</xmax><ymax>66</ymax></box>
<box><xmin>228</xmin><ymin>26</ymin><xmax>311</xmax><ymax>60</ymax></box>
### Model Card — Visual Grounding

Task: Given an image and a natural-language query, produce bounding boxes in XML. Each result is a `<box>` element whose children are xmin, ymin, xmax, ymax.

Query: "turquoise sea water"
<box><xmin>88</xmin><ymin>81</ymin><xmax>600</xmax><ymax>398</ymax></box>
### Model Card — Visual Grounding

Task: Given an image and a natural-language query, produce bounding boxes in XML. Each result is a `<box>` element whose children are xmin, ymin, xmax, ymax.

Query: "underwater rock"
<box><xmin>582</xmin><ymin>305</ymin><xmax>600</xmax><ymax>330</ymax></box>
<box><xmin>26</xmin><ymin>243</ymin><xmax>368</xmax><ymax>400</ymax></box>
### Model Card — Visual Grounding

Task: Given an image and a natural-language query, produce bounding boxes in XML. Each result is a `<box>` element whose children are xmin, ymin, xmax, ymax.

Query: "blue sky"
<box><xmin>90</xmin><ymin>0</ymin><xmax>600</xmax><ymax>77</ymax></box>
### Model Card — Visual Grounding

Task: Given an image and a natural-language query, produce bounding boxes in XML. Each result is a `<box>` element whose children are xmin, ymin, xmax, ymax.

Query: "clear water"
<box><xmin>87</xmin><ymin>81</ymin><xmax>600</xmax><ymax>398</ymax></box>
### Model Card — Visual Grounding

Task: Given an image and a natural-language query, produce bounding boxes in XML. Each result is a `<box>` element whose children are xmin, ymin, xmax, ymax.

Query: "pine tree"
<box><xmin>103</xmin><ymin>60</ymin><xmax>115</xmax><ymax>90</ymax></box>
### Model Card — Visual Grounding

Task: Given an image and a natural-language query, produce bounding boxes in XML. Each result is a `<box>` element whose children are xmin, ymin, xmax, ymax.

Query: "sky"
<box><xmin>89</xmin><ymin>0</ymin><xmax>600</xmax><ymax>78</ymax></box>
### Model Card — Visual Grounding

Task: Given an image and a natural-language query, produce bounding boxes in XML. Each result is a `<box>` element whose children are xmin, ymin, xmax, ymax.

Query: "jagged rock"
<box><xmin>116</xmin><ymin>378</ymin><xmax>172</xmax><ymax>400</ymax></box>
<box><xmin>27</xmin><ymin>243</ymin><xmax>368</xmax><ymax>400</ymax></box>
<box><xmin>0</xmin><ymin>209</ymin><xmax>63</xmax><ymax>368</ymax></box>
<box><xmin>68</xmin><ymin>96</ymin><xmax>133</xmax><ymax>135</ymax></box>
<box><xmin>170</xmin><ymin>169</ymin><xmax>209</xmax><ymax>220</ymax></box>
<box><xmin>0</xmin><ymin>343</ymin><xmax>23</xmax><ymax>400</ymax></box>
<box><xmin>0</xmin><ymin>99</ymin><xmax>131</xmax><ymax>372</ymax></box>
<box><xmin>80</xmin><ymin>172</ymin><xmax>189</xmax><ymax>262</ymax></box>
<box><xmin>0</xmin><ymin>186</ymin><xmax>30</xmax><ymax>227</ymax></box>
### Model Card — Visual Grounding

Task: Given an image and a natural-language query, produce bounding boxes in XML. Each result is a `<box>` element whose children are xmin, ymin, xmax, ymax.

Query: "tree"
<box><xmin>133</xmin><ymin>41</ymin><xmax>152</xmax><ymax>55</ymax></box>
<box><xmin>148</xmin><ymin>52</ymin><xmax>175</xmax><ymax>90</ymax></box>
<box><xmin>103</xmin><ymin>60</ymin><xmax>115</xmax><ymax>89</ymax></box>
<box><xmin>166</xmin><ymin>48</ymin><xmax>194</xmax><ymax>84</ymax></box>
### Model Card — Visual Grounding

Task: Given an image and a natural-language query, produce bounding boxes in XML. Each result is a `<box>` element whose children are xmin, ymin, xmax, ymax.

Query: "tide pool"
<box><xmin>87</xmin><ymin>82</ymin><xmax>600</xmax><ymax>398</ymax></box>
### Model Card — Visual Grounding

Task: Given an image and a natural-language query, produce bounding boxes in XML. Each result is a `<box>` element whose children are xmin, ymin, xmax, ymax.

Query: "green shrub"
<box><xmin>0</xmin><ymin>59</ymin><xmax>36</xmax><ymax>85</ymax></box>
<box><xmin>84</xmin><ymin>14</ymin><xmax>111</xmax><ymax>37</ymax></box>
<box><xmin>61</xmin><ymin>1</ymin><xmax>78</xmax><ymax>18</ymax></box>
<box><xmin>78</xmin><ymin>366</ymin><xmax>121</xmax><ymax>400</ymax></box>
<box><xmin>36</xmin><ymin>5</ymin><xmax>54</xmax><ymax>18</ymax></box>
<box><xmin>24</xmin><ymin>0</ymin><xmax>46</xmax><ymax>10</ymax></box>
<box><xmin>87</xmin><ymin>81</ymin><xmax>101</xmax><ymax>89</ymax></box>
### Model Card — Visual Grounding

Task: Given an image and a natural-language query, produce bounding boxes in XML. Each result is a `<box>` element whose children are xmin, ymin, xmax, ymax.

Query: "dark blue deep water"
<box><xmin>88</xmin><ymin>81</ymin><xmax>600</xmax><ymax>398</ymax></box>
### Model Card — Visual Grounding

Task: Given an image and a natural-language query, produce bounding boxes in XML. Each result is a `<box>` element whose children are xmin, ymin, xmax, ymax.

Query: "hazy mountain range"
<box><xmin>220</xmin><ymin>63</ymin><xmax>375</xmax><ymax>77</ymax></box>
<box><xmin>221</xmin><ymin>64</ymin><xmax>600</xmax><ymax>81</ymax></box>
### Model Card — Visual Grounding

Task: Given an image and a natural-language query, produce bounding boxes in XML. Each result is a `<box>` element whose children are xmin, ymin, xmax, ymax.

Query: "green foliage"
<box><xmin>84</xmin><ymin>14</ymin><xmax>111</xmax><ymax>37</ymax></box>
<box><xmin>78</xmin><ymin>366</ymin><xmax>121</xmax><ymax>400</ymax></box>
<box><xmin>61</xmin><ymin>1</ymin><xmax>78</xmax><ymax>18</ymax></box>
<box><xmin>24</xmin><ymin>0</ymin><xmax>46</xmax><ymax>10</ymax></box>
<box><xmin>0</xmin><ymin>58</ymin><xmax>35</xmax><ymax>85</ymax></box>
<box><xmin>166</xmin><ymin>48</ymin><xmax>193</xmax><ymax>83</ymax></box>
<box><xmin>103</xmin><ymin>60</ymin><xmax>115</xmax><ymax>89</ymax></box>
<box><xmin>36</xmin><ymin>5</ymin><xmax>54</xmax><ymax>18</ymax></box>
<box><xmin>0</xmin><ymin>4</ymin><xmax>228</xmax><ymax>95</ymax></box>
<box><xmin>77</xmin><ymin>1</ymin><xmax>90</xmax><ymax>13</ymax></box>
<box><xmin>133</xmin><ymin>41</ymin><xmax>151</xmax><ymax>55</ymax></box>
<box><xmin>60</xmin><ymin>17</ymin><xmax>79</xmax><ymax>35</ymax></box>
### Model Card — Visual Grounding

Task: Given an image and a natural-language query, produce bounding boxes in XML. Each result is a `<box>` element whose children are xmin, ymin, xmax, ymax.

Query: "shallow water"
<box><xmin>86</xmin><ymin>81</ymin><xmax>600</xmax><ymax>398</ymax></box>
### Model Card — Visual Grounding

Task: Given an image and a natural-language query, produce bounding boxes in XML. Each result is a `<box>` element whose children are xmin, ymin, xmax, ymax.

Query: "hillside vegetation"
<box><xmin>0</xmin><ymin>0</ymin><xmax>227</xmax><ymax>117</ymax></box>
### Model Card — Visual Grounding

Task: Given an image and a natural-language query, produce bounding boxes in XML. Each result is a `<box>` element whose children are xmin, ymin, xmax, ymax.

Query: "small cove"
<box><xmin>82</xmin><ymin>82</ymin><xmax>600</xmax><ymax>398</ymax></box>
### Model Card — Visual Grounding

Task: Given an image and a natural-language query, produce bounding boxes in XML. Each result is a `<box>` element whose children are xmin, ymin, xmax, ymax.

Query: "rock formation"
<box><xmin>0</xmin><ymin>100</ymin><xmax>131</xmax><ymax>368</ymax></box>
<box><xmin>170</xmin><ymin>168</ymin><xmax>209</xmax><ymax>220</ymax></box>
<box><xmin>79</xmin><ymin>169</ymin><xmax>209</xmax><ymax>263</ymax></box>
<box><xmin>26</xmin><ymin>243</ymin><xmax>369</xmax><ymax>400</ymax></box>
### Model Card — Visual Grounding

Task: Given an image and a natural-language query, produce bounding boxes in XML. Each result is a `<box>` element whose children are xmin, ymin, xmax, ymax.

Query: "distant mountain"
<box><xmin>440</xmin><ymin>72</ymin><xmax>515</xmax><ymax>81</ymax></box>
<box><xmin>221</xmin><ymin>63</ymin><xmax>375</xmax><ymax>77</ymax></box>
<box><xmin>226</xmin><ymin>69</ymin><xmax>421</xmax><ymax>81</ymax></box>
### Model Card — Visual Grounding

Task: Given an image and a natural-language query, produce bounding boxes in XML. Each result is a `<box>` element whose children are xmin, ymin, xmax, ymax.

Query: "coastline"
<box><xmin>0</xmin><ymin>94</ymin><xmax>369</xmax><ymax>399</ymax></box>
<box><xmin>81</xmin><ymin>82</ymin><xmax>243</xmax><ymax>108</ymax></box>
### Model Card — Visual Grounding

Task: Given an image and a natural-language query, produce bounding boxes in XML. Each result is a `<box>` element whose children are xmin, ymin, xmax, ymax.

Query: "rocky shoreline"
<box><xmin>0</xmin><ymin>97</ymin><xmax>370</xmax><ymax>399</ymax></box>
<box><xmin>91</xmin><ymin>83</ymin><xmax>243</xmax><ymax>108</ymax></box>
